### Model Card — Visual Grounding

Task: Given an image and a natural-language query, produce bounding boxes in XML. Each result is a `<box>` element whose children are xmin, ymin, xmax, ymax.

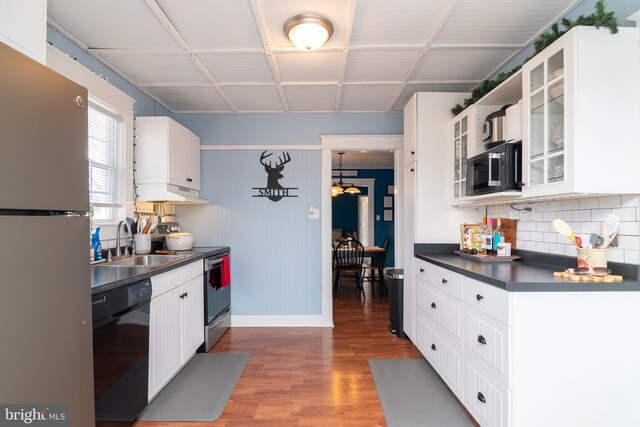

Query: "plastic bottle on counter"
<box><xmin>493</xmin><ymin>218</ymin><xmax>504</xmax><ymax>255</ymax></box>
<box><xmin>92</xmin><ymin>227</ymin><xmax>102</xmax><ymax>261</ymax></box>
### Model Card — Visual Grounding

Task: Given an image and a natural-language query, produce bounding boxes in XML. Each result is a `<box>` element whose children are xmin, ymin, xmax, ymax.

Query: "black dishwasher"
<box><xmin>92</xmin><ymin>279</ymin><xmax>152</xmax><ymax>426</ymax></box>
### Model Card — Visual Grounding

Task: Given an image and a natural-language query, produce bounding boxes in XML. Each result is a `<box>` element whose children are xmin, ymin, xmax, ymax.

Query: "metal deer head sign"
<box><xmin>252</xmin><ymin>150</ymin><xmax>298</xmax><ymax>202</ymax></box>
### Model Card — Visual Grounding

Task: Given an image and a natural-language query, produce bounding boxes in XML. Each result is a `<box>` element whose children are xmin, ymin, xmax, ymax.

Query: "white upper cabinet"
<box><xmin>135</xmin><ymin>116</ymin><xmax>202</xmax><ymax>201</ymax></box>
<box><xmin>522</xmin><ymin>26</ymin><xmax>640</xmax><ymax>198</ymax></box>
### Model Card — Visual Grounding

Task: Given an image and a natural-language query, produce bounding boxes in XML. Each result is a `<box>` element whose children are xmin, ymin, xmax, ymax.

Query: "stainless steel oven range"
<box><xmin>203</xmin><ymin>251</ymin><xmax>231</xmax><ymax>351</ymax></box>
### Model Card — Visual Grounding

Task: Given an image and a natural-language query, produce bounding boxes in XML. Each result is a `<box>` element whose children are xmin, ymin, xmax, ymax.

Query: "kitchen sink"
<box><xmin>103</xmin><ymin>254</ymin><xmax>191</xmax><ymax>268</ymax></box>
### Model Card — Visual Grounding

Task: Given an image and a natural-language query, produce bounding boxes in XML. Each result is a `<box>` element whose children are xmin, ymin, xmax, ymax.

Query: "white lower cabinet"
<box><xmin>148</xmin><ymin>261</ymin><xmax>204</xmax><ymax>400</ymax></box>
<box><xmin>464</xmin><ymin>358</ymin><xmax>510</xmax><ymax>427</ymax></box>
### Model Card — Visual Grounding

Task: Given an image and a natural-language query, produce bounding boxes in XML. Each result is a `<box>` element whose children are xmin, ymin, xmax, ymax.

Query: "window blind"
<box><xmin>88</xmin><ymin>104</ymin><xmax>123</xmax><ymax>221</ymax></box>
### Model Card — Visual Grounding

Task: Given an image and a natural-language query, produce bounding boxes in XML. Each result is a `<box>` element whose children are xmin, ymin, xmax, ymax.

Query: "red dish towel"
<box><xmin>221</xmin><ymin>256</ymin><xmax>231</xmax><ymax>288</ymax></box>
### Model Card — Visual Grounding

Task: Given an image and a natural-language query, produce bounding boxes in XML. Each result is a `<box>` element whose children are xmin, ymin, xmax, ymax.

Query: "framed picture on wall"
<box><xmin>383</xmin><ymin>196</ymin><xmax>393</xmax><ymax>208</ymax></box>
<box><xmin>387</xmin><ymin>185</ymin><xmax>394</xmax><ymax>194</ymax></box>
<box><xmin>384</xmin><ymin>210</ymin><xmax>393</xmax><ymax>221</ymax></box>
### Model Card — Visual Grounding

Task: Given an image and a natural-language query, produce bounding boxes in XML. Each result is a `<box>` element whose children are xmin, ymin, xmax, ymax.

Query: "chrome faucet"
<box><xmin>115</xmin><ymin>220</ymin><xmax>133</xmax><ymax>258</ymax></box>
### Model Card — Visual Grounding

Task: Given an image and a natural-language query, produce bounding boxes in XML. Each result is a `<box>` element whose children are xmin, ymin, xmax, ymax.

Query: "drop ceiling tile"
<box><xmin>273</xmin><ymin>51</ymin><xmax>342</xmax><ymax>83</ymax></box>
<box><xmin>48</xmin><ymin>0</ymin><xmax>180</xmax><ymax>49</ymax></box>
<box><xmin>282</xmin><ymin>85</ymin><xmax>337</xmax><ymax>111</ymax></box>
<box><xmin>435</xmin><ymin>0</ymin><xmax>575</xmax><ymax>45</ymax></box>
<box><xmin>339</xmin><ymin>84</ymin><xmax>400</xmax><ymax>111</ymax></box>
<box><xmin>143</xmin><ymin>86</ymin><xmax>232</xmax><ymax>112</ymax></box>
<box><xmin>198</xmin><ymin>53</ymin><xmax>275</xmax><ymax>84</ymax></box>
<box><xmin>96</xmin><ymin>53</ymin><xmax>208</xmax><ymax>85</ymax></box>
<box><xmin>391</xmin><ymin>83</ymin><xmax>474</xmax><ymax>111</ymax></box>
<box><xmin>258</xmin><ymin>0</ymin><xmax>348</xmax><ymax>49</ymax></box>
<box><xmin>411</xmin><ymin>47</ymin><xmax>517</xmax><ymax>82</ymax></box>
<box><xmin>156</xmin><ymin>0</ymin><xmax>263</xmax><ymax>49</ymax></box>
<box><xmin>350</xmin><ymin>0</ymin><xmax>449</xmax><ymax>46</ymax></box>
<box><xmin>344</xmin><ymin>49</ymin><xmax>419</xmax><ymax>82</ymax></box>
<box><xmin>222</xmin><ymin>86</ymin><xmax>284</xmax><ymax>111</ymax></box>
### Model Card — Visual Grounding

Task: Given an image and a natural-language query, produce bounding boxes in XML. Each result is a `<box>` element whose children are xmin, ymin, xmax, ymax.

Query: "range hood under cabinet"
<box><xmin>134</xmin><ymin>116</ymin><xmax>208</xmax><ymax>204</ymax></box>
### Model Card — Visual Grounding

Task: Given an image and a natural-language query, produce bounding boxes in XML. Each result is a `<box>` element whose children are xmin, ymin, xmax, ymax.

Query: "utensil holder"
<box><xmin>577</xmin><ymin>248</ymin><xmax>607</xmax><ymax>269</ymax></box>
<box><xmin>134</xmin><ymin>234</ymin><xmax>151</xmax><ymax>254</ymax></box>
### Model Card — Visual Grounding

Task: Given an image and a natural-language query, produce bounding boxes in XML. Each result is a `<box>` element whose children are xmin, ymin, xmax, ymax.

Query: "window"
<box><xmin>88</xmin><ymin>103</ymin><xmax>123</xmax><ymax>221</ymax></box>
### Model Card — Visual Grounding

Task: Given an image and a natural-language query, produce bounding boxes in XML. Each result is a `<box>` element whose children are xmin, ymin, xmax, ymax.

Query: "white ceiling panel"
<box><xmin>435</xmin><ymin>0</ymin><xmax>575</xmax><ymax>45</ymax></box>
<box><xmin>97</xmin><ymin>53</ymin><xmax>209</xmax><ymax>85</ymax></box>
<box><xmin>48</xmin><ymin>0</ymin><xmax>180</xmax><ymax>49</ymax></box>
<box><xmin>257</xmin><ymin>0</ymin><xmax>349</xmax><ymax>49</ymax></box>
<box><xmin>340</xmin><ymin>84</ymin><xmax>400</xmax><ymax>111</ymax></box>
<box><xmin>222</xmin><ymin>86</ymin><xmax>284</xmax><ymax>112</ymax></box>
<box><xmin>274</xmin><ymin>51</ymin><xmax>342</xmax><ymax>83</ymax></box>
<box><xmin>157</xmin><ymin>0</ymin><xmax>263</xmax><ymax>49</ymax></box>
<box><xmin>143</xmin><ymin>86</ymin><xmax>232</xmax><ymax>112</ymax></box>
<box><xmin>198</xmin><ymin>53</ymin><xmax>275</xmax><ymax>84</ymax></box>
<box><xmin>344</xmin><ymin>49</ymin><xmax>419</xmax><ymax>82</ymax></box>
<box><xmin>391</xmin><ymin>83</ymin><xmax>474</xmax><ymax>111</ymax></box>
<box><xmin>350</xmin><ymin>0</ymin><xmax>449</xmax><ymax>46</ymax></box>
<box><xmin>411</xmin><ymin>47</ymin><xmax>518</xmax><ymax>82</ymax></box>
<box><xmin>283</xmin><ymin>85</ymin><xmax>337</xmax><ymax>111</ymax></box>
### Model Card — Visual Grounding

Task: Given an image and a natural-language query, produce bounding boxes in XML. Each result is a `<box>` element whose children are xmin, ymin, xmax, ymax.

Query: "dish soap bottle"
<box><xmin>92</xmin><ymin>227</ymin><xmax>102</xmax><ymax>261</ymax></box>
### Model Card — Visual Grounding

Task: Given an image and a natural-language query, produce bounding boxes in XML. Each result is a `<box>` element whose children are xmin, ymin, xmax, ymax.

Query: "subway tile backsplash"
<box><xmin>487</xmin><ymin>195</ymin><xmax>640</xmax><ymax>265</ymax></box>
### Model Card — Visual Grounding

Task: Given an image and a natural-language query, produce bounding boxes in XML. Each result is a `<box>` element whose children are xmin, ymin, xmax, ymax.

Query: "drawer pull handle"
<box><xmin>441</xmin><ymin>278</ymin><xmax>447</xmax><ymax>284</ymax></box>
<box><xmin>477</xmin><ymin>392</ymin><xmax>486</xmax><ymax>403</ymax></box>
<box><xmin>478</xmin><ymin>335</ymin><xmax>487</xmax><ymax>345</ymax></box>
<box><xmin>430</xmin><ymin>302</ymin><xmax>437</xmax><ymax>309</ymax></box>
<box><xmin>420</xmin><ymin>268</ymin><xmax>425</xmax><ymax>273</ymax></box>
<box><xmin>476</xmin><ymin>294</ymin><xmax>484</xmax><ymax>301</ymax></box>
<box><xmin>431</xmin><ymin>343</ymin><xmax>437</xmax><ymax>351</ymax></box>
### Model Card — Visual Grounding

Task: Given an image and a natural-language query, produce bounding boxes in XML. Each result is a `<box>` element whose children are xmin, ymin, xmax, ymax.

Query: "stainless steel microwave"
<box><xmin>466</xmin><ymin>142</ymin><xmax>522</xmax><ymax>196</ymax></box>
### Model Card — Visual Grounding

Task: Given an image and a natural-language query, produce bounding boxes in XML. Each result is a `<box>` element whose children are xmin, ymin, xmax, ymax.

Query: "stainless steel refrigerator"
<box><xmin>0</xmin><ymin>42</ymin><xmax>95</xmax><ymax>426</ymax></box>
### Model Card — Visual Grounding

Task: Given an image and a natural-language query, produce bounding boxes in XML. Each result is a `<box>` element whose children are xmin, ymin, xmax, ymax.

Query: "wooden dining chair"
<box><xmin>333</xmin><ymin>239</ymin><xmax>365</xmax><ymax>298</ymax></box>
<box><xmin>362</xmin><ymin>237</ymin><xmax>390</xmax><ymax>296</ymax></box>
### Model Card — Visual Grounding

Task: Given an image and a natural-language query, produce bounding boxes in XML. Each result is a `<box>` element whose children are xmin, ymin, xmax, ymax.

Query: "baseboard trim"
<box><xmin>231</xmin><ymin>315</ymin><xmax>331</xmax><ymax>327</ymax></box>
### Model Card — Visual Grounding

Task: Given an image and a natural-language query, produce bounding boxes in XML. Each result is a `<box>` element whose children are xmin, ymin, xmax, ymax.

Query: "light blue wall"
<box><xmin>176</xmin><ymin>115</ymin><xmax>402</xmax><ymax>317</ymax></box>
<box><xmin>177</xmin><ymin>149</ymin><xmax>322</xmax><ymax>316</ymax></box>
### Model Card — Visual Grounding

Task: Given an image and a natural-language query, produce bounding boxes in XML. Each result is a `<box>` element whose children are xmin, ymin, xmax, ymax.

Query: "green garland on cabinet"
<box><xmin>450</xmin><ymin>0</ymin><xmax>618</xmax><ymax>116</ymax></box>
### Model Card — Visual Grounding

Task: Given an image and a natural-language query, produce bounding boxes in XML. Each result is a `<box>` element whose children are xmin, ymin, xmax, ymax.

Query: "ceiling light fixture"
<box><xmin>331</xmin><ymin>153</ymin><xmax>361</xmax><ymax>196</ymax></box>
<box><xmin>284</xmin><ymin>13</ymin><xmax>334</xmax><ymax>51</ymax></box>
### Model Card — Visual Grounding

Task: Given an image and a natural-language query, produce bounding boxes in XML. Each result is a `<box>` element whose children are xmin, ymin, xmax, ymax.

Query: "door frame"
<box><xmin>320</xmin><ymin>135</ymin><xmax>404</xmax><ymax>326</ymax></box>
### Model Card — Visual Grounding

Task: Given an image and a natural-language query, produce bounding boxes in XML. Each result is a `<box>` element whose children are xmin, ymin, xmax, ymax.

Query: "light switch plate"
<box><xmin>309</xmin><ymin>208</ymin><xmax>320</xmax><ymax>219</ymax></box>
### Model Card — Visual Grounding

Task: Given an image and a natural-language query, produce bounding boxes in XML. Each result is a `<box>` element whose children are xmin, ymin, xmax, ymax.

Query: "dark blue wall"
<box><xmin>331</xmin><ymin>169</ymin><xmax>395</xmax><ymax>266</ymax></box>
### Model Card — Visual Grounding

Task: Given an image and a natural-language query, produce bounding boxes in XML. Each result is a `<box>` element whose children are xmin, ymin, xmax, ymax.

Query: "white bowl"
<box><xmin>165</xmin><ymin>232</ymin><xmax>194</xmax><ymax>251</ymax></box>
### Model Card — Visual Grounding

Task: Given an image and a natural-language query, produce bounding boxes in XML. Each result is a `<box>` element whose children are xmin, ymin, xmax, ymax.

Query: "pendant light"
<box><xmin>331</xmin><ymin>152</ymin><xmax>361</xmax><ymax>196</ymax></box>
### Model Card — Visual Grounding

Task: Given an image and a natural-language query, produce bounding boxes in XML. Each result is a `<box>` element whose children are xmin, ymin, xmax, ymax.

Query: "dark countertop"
<box><xmin>91</xmin><ymin>246</ymin><xmax>229</xmax><ymax>294</ymax></box>
<box><xmin>415</xmin><ymin>250</ymin><xmax>640</xmax><ymax>292</ymax></box>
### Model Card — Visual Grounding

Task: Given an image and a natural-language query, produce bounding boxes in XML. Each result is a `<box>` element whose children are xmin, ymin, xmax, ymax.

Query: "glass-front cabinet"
<box><xmin>525</xmin><ymin>47</ymin><xmax>567</xmax><ymax>190</ymax></box>
<box><xmin>452</xmin><ymin>115</ymin><xmax>468</xmax><ymax>199</ymax></box>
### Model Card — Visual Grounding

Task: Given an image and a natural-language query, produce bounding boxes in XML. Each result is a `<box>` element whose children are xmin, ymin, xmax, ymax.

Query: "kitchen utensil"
<box><xmin>142</xmin><ymin>219</ymin><xmax>152</xmax><ymax>234</ymax></box>
<box><xmin>138</xmin><ymin>217</ymin><xmax>148</xmax><ymax>234</ymax></box>
<box><xmin>593</xmin><ymin>235</ymin><xmax>605</xmax><ymax>248</ymax></box>
<box><xmin>165</xmin><ymin>232</ymin><xmax>194</xmax><ymax>251</ymax></box>
<box><xmin>148</xmin><ymin>220</ymin><xmax>158</xmax><ymax>234</ymax></box>
<box><xmin>574</xmin><ymin>236</ymin><xmax>582</xmax><ymax>248</ymax></box>
<box><xmin>589</xmin><ymin>233</ymin><xmax>598</xmax><ymax>248</ymax></box>
<box><xmin>552</xmin><ymin>218</ymin><xmax>579</xmax><ymax>247</ymax></box>
<box><xmin>603</xmin><ymin>214</ymin><xmax>620</xmax><ymax>238</ymax></box>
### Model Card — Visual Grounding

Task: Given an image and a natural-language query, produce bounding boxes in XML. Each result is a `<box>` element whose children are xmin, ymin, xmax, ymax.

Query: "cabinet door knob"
<box><xmin>410</xmin><ymin>168</ymin><xmax>415</xmax><ymax>172</ymax></box>
<box><xmin>431</xmin><ymin>343</ymin><xmax>437</xmax><ymax>351</ymax></box>
<box><xmin>476</xmin><ymin>294</ymin><xmax>484</xmax><ymax>301</ymax></box>
<box><xmin>411</xmin><ymin>150</ymin><xmax>415</xmax><ymax>155</ymax></box>
<box><xmin>430</xmin><ymin>302</ymin><xmax>437</xmax><ymax>309</ymax></box>
<box><xmin>179</xmin><ymin>293</ymin><xmax>185</xmax><ymax>299</ymax></box>
<box><xmin>478</xmin><ymin>335</ymin><xmax>487</xmax><ymax>345</ymax></box>
<box><xmin>441</xmin><ymin>278</ymin><xmax>447</xmax><ymax>284</ymax></box>
<box><xmin>477</xmin><ymin>392</ymin><xmax>486</xmax><ymax>403</ymax></box>
<box><xmin>184</xmin><ymin>292</ymin><xmax>188</xmax><ymax>298</ymax></box>
<box><xmin>187</xmin><ymin>178</ymin><xmax>193</xmax><ymax>182</ymax></box>
<box><xmin>420</xmin><ymin>268</ymin><xmax>425</xmax><ymax>273</ymax></box>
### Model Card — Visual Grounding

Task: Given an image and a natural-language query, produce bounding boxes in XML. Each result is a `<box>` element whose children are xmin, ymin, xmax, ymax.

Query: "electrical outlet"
<box><xmin>509</xmin><ymin>204</ymin><xmax>534</xmax><ymax>220</ymax></box>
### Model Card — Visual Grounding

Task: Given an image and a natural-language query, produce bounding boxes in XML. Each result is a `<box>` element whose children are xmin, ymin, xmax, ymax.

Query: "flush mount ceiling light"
<box><xmin>284</xmin><ymin>13</ymin><xmax>334</xmax><ymax>51</ymax></box>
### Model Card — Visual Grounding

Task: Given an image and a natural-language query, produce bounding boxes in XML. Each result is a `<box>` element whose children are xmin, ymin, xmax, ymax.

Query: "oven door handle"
<box><xmin>488</xmin><ymin>152</ymin><xmax>501</xmax><ymax>187</ymax></box>
<box><xmin>207</xmin><ymin>257</ymin><xmax>225</xmax><ymax>269</ymax></box>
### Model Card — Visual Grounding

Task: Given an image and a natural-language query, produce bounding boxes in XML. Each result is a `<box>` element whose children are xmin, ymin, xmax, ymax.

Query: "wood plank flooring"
<box><xmin>136</xmin><ymin>281</ymin><xmax>478</xmax><ymax>426</ymax></box>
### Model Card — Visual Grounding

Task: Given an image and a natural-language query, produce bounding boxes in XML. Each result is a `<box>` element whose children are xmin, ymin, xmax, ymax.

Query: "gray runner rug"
<box><xmin>138</xmin><ymin>352</ymin><xmax>250</xmax><ymax>422</ymax></box>
<box><xmin>369</xmin><ymin>358</ymin><xmax>474</xmax><ymax>427</ymax></box>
